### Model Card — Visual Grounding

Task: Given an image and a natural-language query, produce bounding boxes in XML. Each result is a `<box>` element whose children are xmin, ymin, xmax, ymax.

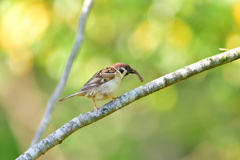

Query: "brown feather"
<box><xmin>59</xmin><ymin>91</ymin><xmax>85</xmax><ymax>102</ymax></box>
<box><xmin>111</xmin><ymin>63</ymin><xmax>130</xmax><ymax>69</ymax></box>
<box><xmin>80</xmin><ymin>67</ymin><xmax>116</xmax><ymax>91</ymax></box>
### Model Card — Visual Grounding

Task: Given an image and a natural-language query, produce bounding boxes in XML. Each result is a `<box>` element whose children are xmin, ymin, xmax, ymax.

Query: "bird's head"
<box><xmin>111</xmin><ymin>63</ymin><xmax>143</xmax><ymax>82</ymax></box>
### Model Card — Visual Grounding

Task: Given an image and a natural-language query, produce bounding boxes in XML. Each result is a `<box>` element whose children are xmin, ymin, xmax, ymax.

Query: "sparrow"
<box><xmin>59</xmin><ymin>62</ymin><xmax>143</xmax><ymax>110</ymax></box>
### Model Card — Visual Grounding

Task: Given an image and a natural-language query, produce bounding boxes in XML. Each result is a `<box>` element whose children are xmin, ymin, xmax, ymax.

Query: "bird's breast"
<box><xmin>91</xmin><ymin>76</ymin><xmax>121</xmax><ymax>100</ymax></box>
<box><xmin>99</xmin><ymin>76</ymin><xmax>122</xmax><ymax>94</ymax></box>
<box><xmin>84</xmin><ymin>74</ymin><xmax>123</xmax><ymax>101</ymax></box>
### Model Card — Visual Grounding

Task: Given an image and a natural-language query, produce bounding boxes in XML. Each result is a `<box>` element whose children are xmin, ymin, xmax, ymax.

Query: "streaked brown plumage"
<box><xmin>59</xmin><ymin>63</ymin><xmax>143</xmax><ymax>110</ymax></box>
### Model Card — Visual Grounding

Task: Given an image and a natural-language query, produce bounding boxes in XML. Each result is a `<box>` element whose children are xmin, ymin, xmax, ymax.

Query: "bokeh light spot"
<box><xmin>147</xmin><ymin>4</ymin><xmax>175</xmax><ymax>31</ymax></box>
<box><xmin>225</xmin><ymin>33</ymin><xmax>240</xmax><ymax>49</ymax></box>
<box><xmin>53</xmin><ymin>0</ymin><xmax>82</xmax><ymax>20</ymax></box>
<box><xmin>0</xmin><ymin>2</ymin><xmax>50</xmax><ymax>76</ymax></box>
<box><xmin>128</xmin><ymin>21</ymin><xmax>161</xmax><ymax>59</ymax></box>
<box><xmin>232</xmin><ymin>1</ymin><xmax>240</xmax><ymax>28</ymax></box>
<box><xmin>168</xmin><ymin>19</ymin><xmax>193</xmax><ymax>48</ymax></box>
<box><xmin>1</xmin><ymin>2</ymin><xmax>50</xmax><ymax>50</ymax></box>
<box><xmin>157</xmin><ymin>45</ymin><xmax>186</xmax><ymax>72</ymax></box>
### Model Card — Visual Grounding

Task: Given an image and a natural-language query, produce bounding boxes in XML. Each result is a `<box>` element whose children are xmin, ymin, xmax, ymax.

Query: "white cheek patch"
<box><xmin>124</xmin><ymin>70</ymin><xmax>128</xmax><ymax>76</ymax></box>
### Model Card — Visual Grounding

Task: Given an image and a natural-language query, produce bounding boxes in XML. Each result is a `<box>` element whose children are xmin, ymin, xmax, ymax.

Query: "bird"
<box><xmin>59</xmin><ymin>62</ymin><xmax>143</xmax><ymax>110</ymax></box>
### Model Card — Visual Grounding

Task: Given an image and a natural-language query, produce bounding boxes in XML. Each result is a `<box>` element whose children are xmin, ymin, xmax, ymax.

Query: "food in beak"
<box><xmin>133</xmin><ymin>70</ymin><xmax>143</xmax><ymax>82</ymax></box>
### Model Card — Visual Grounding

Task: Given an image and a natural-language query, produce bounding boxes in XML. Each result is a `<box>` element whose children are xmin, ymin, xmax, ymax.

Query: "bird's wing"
<box><xmin>80</xmin><ymin>67</ymin><xmax>116</xmax><ymax>91</ymax></box>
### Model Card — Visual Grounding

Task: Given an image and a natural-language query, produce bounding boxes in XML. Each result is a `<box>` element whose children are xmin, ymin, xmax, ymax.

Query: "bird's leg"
<box><xmin>93</xmin><ymin>99</ymin><xmax>97</xmax><ymax>110</ymax></box>
<box><xmin>109</xmin><ymin>96</ymin><xmax>117</xmax><ymax>103</ymax></box>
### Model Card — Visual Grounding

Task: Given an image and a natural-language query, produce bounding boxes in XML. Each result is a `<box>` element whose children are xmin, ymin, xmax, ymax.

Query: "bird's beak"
<box><xmin>127</xmin><ymin>68</ymin><xmax>135</xmax><ymax>74</ymax></box>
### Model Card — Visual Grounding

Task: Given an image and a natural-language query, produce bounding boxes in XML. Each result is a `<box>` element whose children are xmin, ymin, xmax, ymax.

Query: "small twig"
<box><xmin>29</xmin><ymin>0</ymin><xmax>94</xmax><ymax>147</ymax></box>
<box><xmin>219</xmin><ymin>48</ymin><xmax>229</xmax><ymax>51</ymax></box>
<box><xmin>17</xmin><ymin>47</ymin><xmax>240</xmax><ymax>160</ymax></box>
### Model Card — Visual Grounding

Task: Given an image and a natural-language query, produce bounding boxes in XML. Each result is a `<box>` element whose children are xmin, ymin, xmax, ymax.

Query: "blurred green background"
<box><xmin>1</xmin><ymin>0</ymin><xmax>240</xmax><ymax>159</ymax></box>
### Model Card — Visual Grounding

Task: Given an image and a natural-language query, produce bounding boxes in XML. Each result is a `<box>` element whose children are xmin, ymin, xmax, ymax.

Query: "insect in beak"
<box><xmin>128</xmin><ymin>68</ymin><xmax>143</xmax><ymax>82</ymax></box>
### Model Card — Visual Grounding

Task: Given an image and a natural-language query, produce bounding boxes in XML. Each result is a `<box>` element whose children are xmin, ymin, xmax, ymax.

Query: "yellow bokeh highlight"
<box><xmin>225</xmin><ymin>33</ymin><xmax>240</xmax><ymax>49</ymax></box>
<box><xmin>53</xmin><ymin>0</ymin><xmax>81</xmax><ymax>20</ymax></box>
<box><xmin>168</xmin><ymin>19</ymin><xmax>193</xmax><ymax>48</ymax></box>
<box><xmin>147</xmin><ymin>4</ymin><xmax>175</xmax><ymax>31</ymax></box>
<box><xmin>232</xmin><ymin>1</ymin><xmax>240</xmax><ymax>28</ymax></box>
<box><xmin>53</xmin><ymin>0</ymin><xmax>82</xmax><ymax>30</ymax></box>
<box><xmin>7</xmin><ymin>50</ymin><xmax>33</xmax><ymax>77</ymax></box>
<box><xmin>0</xmin><ymin>2</ymin><xmax>50</xmax><ymax>76</ymax></box>
<box><xmin>128</xmin><ymin>21</ymin><xmax>161</xmax><ymax>59</ymax></box>
<box><xmin>1</xmin><ymin>2</ymin><xmax>50</xmax><ymax>49</ymax></box>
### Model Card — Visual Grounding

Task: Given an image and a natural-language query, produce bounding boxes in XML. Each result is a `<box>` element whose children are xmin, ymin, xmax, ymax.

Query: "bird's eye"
<box><xmin>124</xmin><ymin>66</ymin><xmax>128</xmax><ymax>69</ymax></box>
<box><xmin>119</xmin><ymin>68</ymin><xmax>124</xmax><ymax>73</ymax></box>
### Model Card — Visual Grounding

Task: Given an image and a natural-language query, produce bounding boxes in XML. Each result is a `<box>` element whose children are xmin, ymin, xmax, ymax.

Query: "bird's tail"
<box><xmin>59</xmin><ymin>91</ymin><xmax>85</xmax><ymax>102</ymax></box>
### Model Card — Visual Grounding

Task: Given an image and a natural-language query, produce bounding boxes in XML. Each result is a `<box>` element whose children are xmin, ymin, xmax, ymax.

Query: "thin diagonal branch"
<box><xmin>17</xmin><ymin>47</ymin><xmax>240</xmax><ymax>160</ymax></box>
<box><xmin>30</xmin><ymin>0</ymin><xmax>94</xmax><ymax>147</ymax></box>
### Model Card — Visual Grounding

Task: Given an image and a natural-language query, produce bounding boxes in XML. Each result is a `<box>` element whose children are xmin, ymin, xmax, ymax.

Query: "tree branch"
<box><xmin>17</xmin><ymin>47</ymin><xmax>240</xmax><ymax>160</ymax></box>
<box><xmin>29</xmin><ymin>0</ymin><xmax>94</xmax><ymax>147</ymax></box>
